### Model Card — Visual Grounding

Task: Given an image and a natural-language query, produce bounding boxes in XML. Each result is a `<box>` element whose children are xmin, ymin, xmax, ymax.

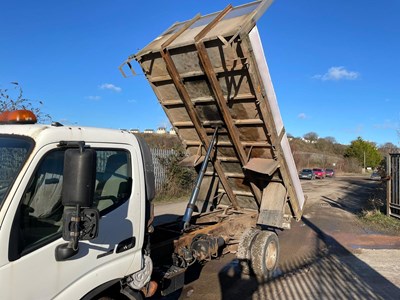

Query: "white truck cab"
<box><xmin>0</xmin><ymin>110</ymin><xmax>154</xmax><ymax>299</ymax></box>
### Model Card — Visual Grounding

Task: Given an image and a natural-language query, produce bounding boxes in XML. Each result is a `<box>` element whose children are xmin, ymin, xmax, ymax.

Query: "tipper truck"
<box><xmin>0</xmin><ymin>1</ymin><xmax>304</xmax><ymax>299</ymax></box>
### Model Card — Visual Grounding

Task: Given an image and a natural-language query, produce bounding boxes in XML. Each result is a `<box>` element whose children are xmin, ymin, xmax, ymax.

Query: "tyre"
<box><xmin>237</xmin><ymin>228</ymin><xmax>260</xmax><ymax>274</ymax></box>
<box><xmin>250</xmin><ymin>231</ymin><xmax>279</xmax><ymax>280</ymax></box>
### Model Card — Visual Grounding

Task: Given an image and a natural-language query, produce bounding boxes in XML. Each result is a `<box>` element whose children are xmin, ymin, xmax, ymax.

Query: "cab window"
<box><xmin>94</xmin><ymin>150</ymin><xmax>132</xmax><ymax>213</ymax></box>
<box><xmin>11</xmin><ymin>148</ymin><xmax>132</xmax><ymax>258</ymax></box>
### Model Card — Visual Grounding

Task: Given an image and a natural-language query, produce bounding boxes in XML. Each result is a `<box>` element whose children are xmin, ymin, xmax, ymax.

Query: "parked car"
<box><xmin>312</xmin><ymin>168</ymin><xmax>326</xmax><ymax>179</ymax></box>
<box><xmin>299</xmin><ymin>169</ymin><xmax>315</xmax><ymax>180</ymax></box>
<box><xmin>370</xmin><ymin>172</ymin><xmax>381</xmax><ymax>181</ymax></box>
<box><xmin>325</xmin><ymin>168</ymin><xmax>335</xmax><ymax>178</ymax></box>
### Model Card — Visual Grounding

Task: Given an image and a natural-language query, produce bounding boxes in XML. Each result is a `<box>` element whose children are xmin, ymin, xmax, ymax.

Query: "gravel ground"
<box><xmin>152</xmin><ymin>176</ymin><xmax>400</xmax><ymax>299</ymax></box>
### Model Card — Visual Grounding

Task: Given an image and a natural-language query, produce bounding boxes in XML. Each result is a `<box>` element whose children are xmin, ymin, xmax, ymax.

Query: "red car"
<box><xmin>312</xmin><ymin>168</ymin><xmax>326</xmax><ymax>179</ymax></box>
<box><xmin>325</xmin><ymin>168</ymin><xmax>335</xmax><ymax>178</ymax></box>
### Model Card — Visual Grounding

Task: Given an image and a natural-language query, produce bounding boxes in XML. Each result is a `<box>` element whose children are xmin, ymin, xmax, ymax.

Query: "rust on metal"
<box><xmin>172</xmin><ymin>209</ymin><xmax>257</xmax><ymax>256</ymax></box>
<box><xmin>243</xmin><ymin>158</ymin><xmax>279</xmax><ymax>176</ymax></box>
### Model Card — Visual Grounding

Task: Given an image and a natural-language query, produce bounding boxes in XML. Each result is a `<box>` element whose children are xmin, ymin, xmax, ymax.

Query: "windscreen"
<box><xmin>0</xmin><ymin>136</ymin><xmax>33</xmax><ymax>209</ymax></box>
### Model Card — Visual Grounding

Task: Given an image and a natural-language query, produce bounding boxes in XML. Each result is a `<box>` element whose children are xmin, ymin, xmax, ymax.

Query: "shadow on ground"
<box><xmin>216</xmin><ymin>217</ymin><xmax>399</xmax><ymax>300</ymax></box>
<box><xmin>152</xmin><ymin>177</ymin><xmax>400</xmax><ymax>299</ymax></box>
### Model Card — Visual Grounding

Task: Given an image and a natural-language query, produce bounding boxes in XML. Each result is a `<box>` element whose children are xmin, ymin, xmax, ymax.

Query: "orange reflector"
<box><xmin>0</xmin><ymin>110</ymin><xmax>37</xmax><ymax>124</ymax></box>
<box><xmin>141</xmin><ymin>281</ymin><xmax>158</xmax><ymax>298</ymax></box>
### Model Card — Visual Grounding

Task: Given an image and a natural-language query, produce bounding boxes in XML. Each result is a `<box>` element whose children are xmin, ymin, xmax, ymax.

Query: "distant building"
<box><xmin>169</xmin><ymin>128</ymin><xmax>177</xmax><ymax>135</ymax></box>
<box><xmin>301</xmin><ymin>137</ymin><xmax>317</xmax><ymax>144</ymax></box>
<box><xmin>156</xmin><ymin>127</ymin><xmax>167</xmax><ymax>134</ymax></box>
<box><xmin>135</xmin><ymin>128</ymin><xmax>177</xmax><ymax>135</ymax></box>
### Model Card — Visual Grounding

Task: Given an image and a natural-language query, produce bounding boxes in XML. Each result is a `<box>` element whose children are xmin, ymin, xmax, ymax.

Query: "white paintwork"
<box><xmin>249</xmin><ymin>26</ymin><xmax>305</xmax><ymax>210</ymax></box>
<box><xmin>0</xmin><ymin>124</ymin><xmax>146</xmax><ymax>299</ymax></box>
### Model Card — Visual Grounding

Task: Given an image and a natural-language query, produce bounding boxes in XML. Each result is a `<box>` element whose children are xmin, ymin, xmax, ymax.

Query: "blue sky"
<box><xmin>1</xmin><ymin>0</ymin><xmax>399</xmax><ymax>146</ymax></box>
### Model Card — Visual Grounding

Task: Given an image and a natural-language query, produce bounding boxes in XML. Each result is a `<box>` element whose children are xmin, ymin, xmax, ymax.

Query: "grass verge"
<box><xmin>359</xmin><ymin>209</ymin><xmax>400</xmax><ymax>235</ymax></box>
<box><xmin>358</xmin><ymin>181</ymin><xmax>400</xmax><ymax>235</ymax></box>
<box><xmin>153</xmin><ymin>193</ymin><xmax>190</xmax><ymax>205</ymax></box>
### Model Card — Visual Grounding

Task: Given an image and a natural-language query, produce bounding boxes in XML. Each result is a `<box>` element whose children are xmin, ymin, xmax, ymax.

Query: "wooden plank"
<box><xmin>162</xmin><ymin>93</ymin><xmax>257</xmax><ymax>107</ymax></box>
<box><xmin>194</xmin><ymin>11</ymin><xmax>262</xmax><ymax>205</ymax></box>
<box><xmin>173</xmin><ymin>119</ymin><xmax>264</xmax><ymax>127</ymax></box>
<box><xmin>216</xmin><ymin>156</ymin><xmax>240</xmax><ymax>162</ymax></box>
<box><xmin>223</xmin><ymin>172</ymin><xmax>245</xmax><ymax>178</ymax></box>
<box><xmin>234</xmin><ymin>119</ymin><xmax>264</xmax><ymax>125</ymax></box>
<box><xmin>185</xmin><ymin>140</ymin><xmax>272</xmax><ymax>148</ymax></box>
<box><xmin>218</xmin><ymin>189</ymin><xmax>254</xmax><ymax>197</ymax></box>
<box><xmin>204</xmin><ymin>171</ymin><xmax>244</xmax><ymax>178</ymax></box>
<box><xmin>147</xmin><ymin>63</ymin><xmax>249</xmax><ymax>83</ymax></box>
<box><xmin>200</xmin><ymin>157</ymin><xmax>240</xmax><ymax>163</ymax></box>
<box><xmin>160</xmin><ymin>20</ymin><xmax>240</xmax><ymax>210</ymax></box>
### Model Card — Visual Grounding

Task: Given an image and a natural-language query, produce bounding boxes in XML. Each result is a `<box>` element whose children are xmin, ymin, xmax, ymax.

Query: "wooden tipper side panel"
<box><xmin>130</xmin><ymin>1</ymin><xmax>305</xmax><ymax>219</ymax></box>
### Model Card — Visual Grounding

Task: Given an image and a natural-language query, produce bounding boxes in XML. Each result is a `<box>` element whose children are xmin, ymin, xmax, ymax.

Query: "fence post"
<box><xmin>386</xmin><ymin>155</ymin><xmax>391</xmax><ymax>216</ymax></box>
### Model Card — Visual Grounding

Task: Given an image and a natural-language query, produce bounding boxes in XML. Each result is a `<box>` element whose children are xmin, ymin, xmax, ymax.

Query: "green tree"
<box><xmin>0</xmin><ymin>82</ymin><xmax>50</xmax><ymax>123</ymax></box>
<box><xmin>344</xmin><ymin>137</ymin><xmax>382</xmax><ymax>169</ymax></box>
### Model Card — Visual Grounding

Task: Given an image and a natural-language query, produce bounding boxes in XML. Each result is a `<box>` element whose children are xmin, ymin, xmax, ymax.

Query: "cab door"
<box><xmin>0</xmin><ymin>143</ymin><xmax>143</xmax><ymax>299</ymax></box>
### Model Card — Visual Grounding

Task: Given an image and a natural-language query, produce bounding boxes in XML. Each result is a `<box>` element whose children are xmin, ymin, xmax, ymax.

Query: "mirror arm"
<box><xmin>71</xmin><ymin>204</ymin><xmax>81</xmax><ymax>251</ymax></box>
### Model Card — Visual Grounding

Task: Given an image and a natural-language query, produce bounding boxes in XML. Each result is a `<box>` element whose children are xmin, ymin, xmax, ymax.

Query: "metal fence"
<box><xmin>151</xmin><ymin>148</ymin><xmax>176</xmax><ymax>192</ymax></box>
<box><xmin>387</xmin><ymin>154</ymin><xmax>400</xmax><ymax>219</ymax></box>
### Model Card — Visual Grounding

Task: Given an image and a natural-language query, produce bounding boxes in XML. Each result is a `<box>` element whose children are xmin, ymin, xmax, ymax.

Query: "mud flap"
<box><xmin>161</xmin><ymin>266</ymin><xmax>186</xmax><ymax>296</ymax></box>
<box><xmin>257</xmin><ymin>182</ymin><xmax>287</xmax><ymax>228</ymax></box>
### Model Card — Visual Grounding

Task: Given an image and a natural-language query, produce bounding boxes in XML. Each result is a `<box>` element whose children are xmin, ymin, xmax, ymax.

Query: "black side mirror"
<box><xmin>62</xmin><ymin>148</ymin><xmax>96</xmax><ymax>207</ymax></box>
<box><xmin>56</xmin><ymin>146</ymin><xmax>99</xmax><ymax>261</ymax></box>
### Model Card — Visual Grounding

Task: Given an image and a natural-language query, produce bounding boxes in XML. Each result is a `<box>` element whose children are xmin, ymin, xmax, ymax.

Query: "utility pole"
<box><xmin>363</xmin><ymin>151</ymin><xmax>366</xmax><ymax>173</ymax></box>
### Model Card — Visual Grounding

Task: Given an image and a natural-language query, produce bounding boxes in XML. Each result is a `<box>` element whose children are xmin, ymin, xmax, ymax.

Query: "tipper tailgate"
<box><xmin>123</xmin><ymin>0</ymin><xmax>305</xmax><ymax>220</ymax></box>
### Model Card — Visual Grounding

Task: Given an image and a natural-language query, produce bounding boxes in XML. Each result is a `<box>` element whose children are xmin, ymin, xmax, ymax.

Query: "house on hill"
<box><xmin>169</xmin><ymin>128</ymin><xmax>176</xmax><ymax>135</ymax></box>
<box><xmin>156</xmin><ymin>127</ymin><xmax>167</xmax><ymax>134</ymax></box>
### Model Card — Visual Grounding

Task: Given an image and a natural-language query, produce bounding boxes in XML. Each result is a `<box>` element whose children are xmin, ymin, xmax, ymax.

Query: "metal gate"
<box><xmin>151</xmin><ymin>148</ymin><xmax>176</xmax><ymax>192</ymax></box>
<box><xmin>387</xmin><ymin>154</ymin><xmax>400</xmax><ymax>219</ymax></box>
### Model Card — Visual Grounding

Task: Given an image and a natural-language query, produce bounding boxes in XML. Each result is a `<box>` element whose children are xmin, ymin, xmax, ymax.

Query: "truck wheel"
<box><xmin>250</xmin><ymin>231</ymin><xmax>279</xmax><ymax>280</ymax></box>
<box><xmin>237</xmin><ymin>228</ymin><xmax>260</xmax><ymax>274</ymax></box>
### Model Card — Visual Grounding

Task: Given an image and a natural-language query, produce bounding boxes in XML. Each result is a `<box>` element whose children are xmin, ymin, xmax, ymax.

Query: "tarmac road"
<box><xmin>153</xmin><ymin>176</ymin><xmax>400</xmax><ymax>300</ymax></box>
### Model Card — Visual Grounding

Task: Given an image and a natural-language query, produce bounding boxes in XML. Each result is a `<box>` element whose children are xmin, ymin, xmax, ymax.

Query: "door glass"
<box><xmin>21</xmin><ymin>150</ymin><xmax>65</xmax><ymax>250</ymax></box>
<box><xmin>94</xmin><ymin>150</ymin><xmax>132</xmax><ymax>213</ymax></box>
<box><xmin>18</xmin><ymin>148</ymin><xmax>132</xmax><ymax>254</ymax></box>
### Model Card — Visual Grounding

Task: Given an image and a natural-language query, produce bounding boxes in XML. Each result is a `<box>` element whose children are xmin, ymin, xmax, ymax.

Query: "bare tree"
<box><xmin>379</xmin><ymin>142</ymin><xmax>399</xmax><ymax>156</ymax></box>
<box><xmin>0</xmin><ymin>82</ymin><xmax>51</xmax><ymax>123</ymax></box>
<box><xmin>324</xmin><ymin>136</ymin><xmax>337</xmax><ymax>144</ymax></box>
<box><xmin>303</xmin><ymin>132</ymin><xmax>319</xmax><ymax>143</ymax></box>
